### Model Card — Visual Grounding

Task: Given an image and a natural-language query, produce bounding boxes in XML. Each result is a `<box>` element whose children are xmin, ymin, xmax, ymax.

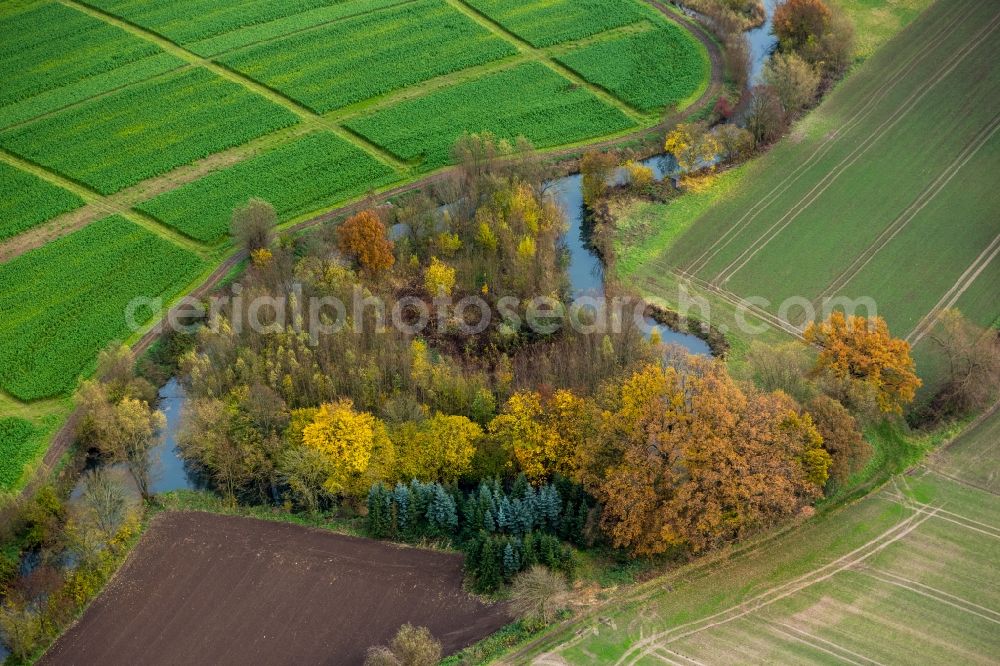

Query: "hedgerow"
<box><xmin>138</xmin><ymin>131</ymin><xmax>400</xmax><ymax>243</ymax></box>
<box><xmin>344</xmin><ymin>62</ymin><xmax>636</xmax><ymax>169</ymax></box>
<box><xmin>464</xmin><ymin>0</ymin><xmax>651</xmax><ymax>47</ymax></box>
<box><xmin>0</xmin><ymin>216</ymin><xmax>205</xmax><ymax>400</ymax></box>
<box><xmin>219</xmin><ymin>0</ymin><xmax>518</xmax><ymax>114</ymax></box>
<box><xmin>0</xmin><ymin>68</ymin><xmax>299</xmax><ymax>195</ymax></box>
<box><xmin>555</xmin><ymin>23</ymin><xmax>710</xmax><ymax>112</ymax></box>
<box><xmin>0</xmin><ymin>162</ymin><xmax>84</xmax><ymax>241</ymax></box>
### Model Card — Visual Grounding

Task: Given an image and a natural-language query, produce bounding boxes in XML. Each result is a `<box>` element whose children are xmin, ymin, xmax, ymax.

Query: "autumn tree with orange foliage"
<box><xmin>804</xmin><ymin>313</ymin><xmax>920</xmax><ymax>414</ymax></box>
<box><xmin>588</xmin><ymin>360</ymin><xmax>830</xmax><ymax>556</ymax></box>
<box><xmin>336</xmin><ymin>210</ymin><xmax>395</xmax><ymax>275</ymax></box>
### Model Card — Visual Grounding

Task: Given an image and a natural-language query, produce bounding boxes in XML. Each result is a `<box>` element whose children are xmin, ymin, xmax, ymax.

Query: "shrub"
<box><xmin>765</xmin><ymin>52</ymin><xmax>820</xmax><ymax>114</ymax></box>
<box><xmin>510</xmin><ymin>565</ymin><xmax>569</xmax><ymax>625</ymax></box>
<box><xmin>424</xmin><ymin>257</ymin><xmax>457</xmax><ymax>297</ymax></box>
<box><xmin>365</xmin><ymin>624</ymin><xmax>442</xmax><ymax>666</ymax></box>
<box><xmin>231</xmin><ymin>198</ymin><xmax>276</xmax><ymax>253</ymax></box>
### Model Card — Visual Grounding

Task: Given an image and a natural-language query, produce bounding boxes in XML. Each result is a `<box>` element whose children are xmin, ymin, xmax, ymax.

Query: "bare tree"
<box><xmin>510</xmin><ymin>565</ymin><xmax>569</xmax><ymax>625</ymax></box>
<box><xmin>929</xmin><ymin>309</ymin><xmax>1000</xmax><ymax>416</ymax></box>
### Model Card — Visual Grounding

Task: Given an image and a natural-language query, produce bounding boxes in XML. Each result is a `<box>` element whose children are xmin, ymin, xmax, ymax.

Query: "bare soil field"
<box><xmin>40</xmin><ymin>512</ymin><xmax>510</xmax><ymax>665</ymax></box>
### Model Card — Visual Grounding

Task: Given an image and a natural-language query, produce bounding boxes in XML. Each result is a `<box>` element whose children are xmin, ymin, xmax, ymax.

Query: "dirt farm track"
<box><xmin>40</xmin><ymin>512</ymin><xmax>510</xmax><ymax>665</ymax></box>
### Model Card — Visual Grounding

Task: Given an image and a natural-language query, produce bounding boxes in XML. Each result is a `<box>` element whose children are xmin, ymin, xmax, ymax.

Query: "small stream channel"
<box><xmin>748</xmin><ymin>0</ymin><xmax>780</xmax><ymax>84</ymax></box>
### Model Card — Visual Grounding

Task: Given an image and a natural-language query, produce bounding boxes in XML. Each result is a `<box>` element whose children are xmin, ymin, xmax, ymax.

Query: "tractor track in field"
<box><xmin>906</xmin><ymin>231</ymin><xmax>1000</xmax><ymax>346</ymax></box>
<box><xmin>2</xmin><ymin>0</ymin><xmax>724</xmax><ymax>519</ymax></box>
<box><xmin>814</xmin><ymin>112</ymin><xmax>1000</xmax><ymax>304</ymax></box>
<box><xmin>681</xmin><ymin>0</ymin><xmax>972</xmax><ymax>277</ymax></box>
<box><xmin>710</xmin><ymin>10</ymin><xmax>1000</xmax><ymax>287</ymax></box>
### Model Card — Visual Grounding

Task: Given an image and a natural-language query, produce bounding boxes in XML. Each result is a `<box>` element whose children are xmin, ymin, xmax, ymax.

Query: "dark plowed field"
<box><xmin>41</xmin><ymin>512</ymin><xmax>509</xmax><ymax>665</ymax></box>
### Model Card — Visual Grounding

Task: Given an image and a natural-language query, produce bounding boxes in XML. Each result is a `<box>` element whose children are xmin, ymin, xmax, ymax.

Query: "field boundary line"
<box><xmin>614</xmin><ymin>507</ymin><xmax>939</xmax><ymax>665</ymax></box>
<box><xmin>657</xmin><ymin>648</ymin><xmax>705</xmax><ymax>666</ymax></box>
<box><xmin>710</xmin><ymin>12</ymin><xmax>1000</xmax><ymax>287</ymax></box>
<box><xmin>816</xmin><ymin>112</ymin><xmax>1000</xmax><ymax>302</ymax></box>
<box><xmin>681</xmin><ymin>0</ymin><xmax>973</xmax><ymax>275</ymax></box>
<box><xmin>907</xmin><ymin>232</ymin><xmax>1000</xmax><ymax>345</ymax></box>
<box><xmin>855</xmin><ymin>568</ymin><xmax>1000</xmax><ymax>625</ymax></box>
<box><xmin>0</xmin><ymin>62</ymin><xmax>193</xmax><ymax>134</ymax></box>
<box><xmin>774</xmin><ymin>622</ymin><xmax>884</xmax><ymax>666</ymax></box>
<box><xmin>445</xmin><ymin>0</ymin><xmax>649</xmax><ymax>121</ymax></box>
<box><xmin>0</xmin><ymin>149</ymin><xmax>206</xmax><ymax>253</ymax></box>
<box><xmin>623</xmin><ymin>508</ymin><xmax>940</xmax><ymax>665</ymax></box>
<box><xmin>202</xmin><ymin>0</ymin><xmax>423</xmax><ymax>58</ymax></box>
<box><xmin>767</xmin><ymin>623</ymin><xmax>866</xmax><ymax>665</ymax></box>
<box><xmin>921</xmin><ymin>466</ymin><xmax>1000</xmax><ymax>497</ymax></box>
<box><xmin>60</xmin><ymin>0</ymin><xmax>409</xmax><ymax>171</ymax></box>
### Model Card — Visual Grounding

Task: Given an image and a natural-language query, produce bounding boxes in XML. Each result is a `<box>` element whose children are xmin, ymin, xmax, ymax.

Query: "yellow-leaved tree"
<box><xmin>395</xmin><ymin>413</ymin><xmax>483</xmax><ymax>483</ymax></box>
<box><xmin>804</xmin><ymin>312</ymin><xmax>921</xmax><ymax>414</ymax></box>
<box><xmin>664</xmin><ymin>123</ymin><xmax>719</xmax><ymax>173</ymax></box>
<box><xmin>424</xmin><ymin>257</ymin><xmax>456</xmax><ymax>297</ymax></box>
<box><xmin>302</xmin><ymin>399</ymin><xmax>394</xmax><ymax>496</ymax></box>
<box><xmin>488</xmin><ymin>390</ymin><xmax>592</xmax><ymax>481</ymax></box>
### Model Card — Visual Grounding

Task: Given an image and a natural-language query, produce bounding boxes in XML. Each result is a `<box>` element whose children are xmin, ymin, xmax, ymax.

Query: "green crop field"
<box><xmin>0</xmin><ymin>216</ymin><xmax>205</xmax><ymax>401</ymax></box>
<box><xmin>138</xmin><ymin>131</ymin><xmax>400</xmax><ymax>243</ymax></box>
<box><xmin>345</xmin><ymin>62</ymin><xmax>637</xmax><ymax>169</ymax></box>
<box><xmin>555</xmin><ymin>22</ymin><xmax>710</xmax><ymax>112</ymax></box>
<box><xmin>0</xmin><ymin>417</ymin><xmax>47</xmax><ymax>492</ymax></box>
<box><xmin>0</xmin><ymin>68</ymin><xmax>299</xmax><ymax>195</ymax></box>
<box><xmin>464</xmin><ymin>0</ymin><xmax>653</xmax><ymax>47</ymax></box>
<box><xmin>185</xmin><ymin>0</ymin><xmax>408</xmax><ymax>57</ymax></box>
<box><xmin>517</xmin><ymin>453</ymin><xmax>1000</xmax><ymax>664</ymax></box>
<box><xmin>929</xmin><ymin>407</ymin><xmax>1000</xmax><ymax>495</ymax></box>
<box><xmin>624</xmin><ymin>0</ymin><xmax>1000</xmax><ymax>393</ymax></box>
<box><xmin>0</xmin><ymin>3</ymin><xmax>184</xmax><ymax>128</ymax></box>
<box><xmin>0</xmin><ymin>162</ymin><xmax>84</xmax><ymax>241</ymax></box>
<box><xmin>0</xmin><ymin>0</ymin><xmax>708</xmax><ymax>488</ymax></box>
<box><xmin>219</xmin><ymin>0</ymin><xmax>518</xmax><ymax>114</ymax></box>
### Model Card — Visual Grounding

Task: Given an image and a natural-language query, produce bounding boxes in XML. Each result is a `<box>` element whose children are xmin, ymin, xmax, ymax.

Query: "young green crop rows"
<box><xmin>555</xmin><ymin>23</ymin><xmax>710</xmax><ymax>112</ymax></box>
<box><xmin>0</xmin><ymin>417</ymin><xmax>45</xmax><ymax>491</ymax></box>
<box><xmin>0</xmin><ymin>68</ymin><xmax>299</xmax><ymax>195</ymax></box>
<box><xmin>1</xmin><ymin>4</ymin><xmax>158</xmax><ymax>113</ymax></box>
<box><xmin>346</xmin><ymin>62</ymin><xmax>636</xmax><ymax>169</ymax></box>
<box><xmin>82</xmin><ymin>0</ymin><xmax>344</xmax><ymax>45</ymax></box>
<box><xmin>0</xmin><ymin>4</ymin><xmax>186</xmax><ymax>129</ymax></box>
<box><xmin>186</xmin><ymin>0</ymin><xmax>409</xmax><ymax>57</ymax></box>
<box><xmin>0</xmin><ymin>216</ymin><xmax>205</xmax><ymax>401</ymax></box>
<box><xmin>0</xmin><ymin>162</ymin><xmax>84</xmax><ymax>241</ymax></box>
<box><xmin>139</xmin><ymin>131</ymin><xmax>400</xmax><ymax>242</ymax></box>
<box><xmin>219</xmin><ymin>0</ymin><xmax>518</xmax><ymax>114</ymax></box>
<box><xmin>464</xmin><ymin>0</ymin><xmax>652</xmax><ymax>47</ymax></box>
